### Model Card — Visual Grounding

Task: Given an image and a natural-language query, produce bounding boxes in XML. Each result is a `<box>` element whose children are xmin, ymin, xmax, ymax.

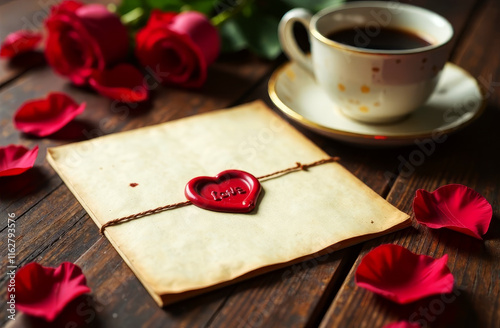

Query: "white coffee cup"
<box><xmin>279</xmin><ymin>1</ymin><xmax>454</xmax><ymax>124</ymax></box>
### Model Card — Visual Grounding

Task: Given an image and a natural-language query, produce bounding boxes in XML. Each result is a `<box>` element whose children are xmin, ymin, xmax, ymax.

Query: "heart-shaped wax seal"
<box><xmin>185</xmin><ymin>170</ymin><xmax>261</xmax><ymax>213</ymax></box>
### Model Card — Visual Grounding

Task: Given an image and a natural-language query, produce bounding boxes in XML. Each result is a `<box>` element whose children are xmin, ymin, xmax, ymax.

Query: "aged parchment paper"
<box><xmin>48</xmin><ymin>101</ymin><xmax>410</xmax><ymax>306</ymax></box>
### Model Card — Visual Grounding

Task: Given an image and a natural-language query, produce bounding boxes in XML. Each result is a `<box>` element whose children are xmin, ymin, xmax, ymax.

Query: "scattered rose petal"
<box><xmin>413</xmin><ymin>184</ymin><xmax>492</xmax><ymax>239</ymax></box>
<box><xmin>10</xmin><ymin>262</ymin><xmax>91</xmax><ymax>321</ymax></box>
<box><xmin>0</xmin><ymin>145</ymin><xmax>38</xmax><ymax>177</ymax></box>
<box><xmin>14</xmin><ymin>92</ymin><xmax>85</xmax><ymax>137</ymax></box>
<box><xmin>355</xmin><ymin>244</ymin><xmax>454</xmax><ymax>304</ymax></box>
<box><xmin>44</xmin><ymin>1</ymin><xmax>129</xmax><ymax>85</ymax></box>
<box><xmin>88</xmin><ymin>64</ymin><xmax>148</xmax><ymax>102</ymax></box>
<box><xmin>0</xmin><ymin>30</ymin><xmax>42</xmax><ymax>58</ymax></box>
<box><xmin>384</xmin><ymin>321</ymin><xmax>421</xmax><ymax>328</ymax></box>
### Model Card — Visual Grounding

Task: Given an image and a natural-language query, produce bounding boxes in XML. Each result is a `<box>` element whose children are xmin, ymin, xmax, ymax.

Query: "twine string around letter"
<box><xmin>99</xmin><ymin>157</ymin><xmax>339</xmax><ymax>234</ymax></box>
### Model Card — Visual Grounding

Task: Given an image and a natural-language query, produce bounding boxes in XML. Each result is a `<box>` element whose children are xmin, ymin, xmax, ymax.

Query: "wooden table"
<box><xmin>1</xmin><ymin>0</ymin><xmax>499</xmax><ymax>327</ymax></box>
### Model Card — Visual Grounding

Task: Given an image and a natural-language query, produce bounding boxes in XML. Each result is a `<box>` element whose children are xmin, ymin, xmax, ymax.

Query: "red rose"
<box><xmin>44</xmin><ymin>0</ymin><xmax>129</xmax><ymax>86</ymax></box>
<box><xmin>135</xmin><ymin>10</ymin><xmax>220</xmax><ymax>88</ymax></box>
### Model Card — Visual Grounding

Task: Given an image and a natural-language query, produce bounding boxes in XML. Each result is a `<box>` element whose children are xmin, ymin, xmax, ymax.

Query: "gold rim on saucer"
<box><xmin>268</xmin><ymin>61</ymin><xmax>486</xmax><ymax>145</ymax></box>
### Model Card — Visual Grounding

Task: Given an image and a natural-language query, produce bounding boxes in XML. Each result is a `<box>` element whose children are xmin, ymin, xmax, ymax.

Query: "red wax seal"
<box><xmin>185</xmin><ymin>170</ymin><xmax>261</xmax><ymax>213</ymax></box>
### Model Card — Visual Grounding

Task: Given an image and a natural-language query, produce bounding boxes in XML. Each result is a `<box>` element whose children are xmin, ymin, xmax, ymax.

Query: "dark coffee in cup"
<box><xmin>278</xmin><ymin>2</ymin><xmax>454</xmax><ymax>123</ymax></box>
<box><xmin>326</xmin><ymin>27</ymin><xmax>432</xmax><ymax>50</ymax></box>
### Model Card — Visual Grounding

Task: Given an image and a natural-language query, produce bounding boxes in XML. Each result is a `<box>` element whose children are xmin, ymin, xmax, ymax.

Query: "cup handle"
<box><xmin>278</xmin><ymin>8</ymin><xmax>314</xmax><ymax>76</ymax></box>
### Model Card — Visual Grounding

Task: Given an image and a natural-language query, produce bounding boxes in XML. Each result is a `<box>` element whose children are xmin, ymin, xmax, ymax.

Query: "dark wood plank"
<box><xmin>203</xmin><ymin>74</ymin><xmax>397</xmax><ymax>328</ymax></box>
<box><xmin>319</xmin><ymin>0</ymin><xmax>500</xmax><ymax>326</ymax></box>
<box><xmin>1</xmin><ymin>0</ymin><xmax>494</xmax><ymax>327</ymax></box>
<box><xmin>206</xmin><ymin>0</ymin><xmax>486</xmax><ymax>326</ymax></box>
<box><xmin>0</xmin><ymin>1</ymin><xmax>284</xmax><ymax>327</ymax></box>
<box><xmin>0</xmin><ymin>68</ymin><xmax>96</xmax><ymax>228</ymax></box>
<box><xmin>0</xmin><ymin>55</ymin><xmax>277</xmax><ymax>214</ymax></box>
<box><xmin>5</xmin><ymin>235</ymin><xmax>233</xmax><ymax>328</ymax></box>
<box><xmin>0</xmin><ymin>53</ymin><xmax>278</xmax><ymax>327</ymax></box>
<box><xmin>0</xmin><ymin>79</ymin><xmax>396</xmax><ymax>328</ymax></box>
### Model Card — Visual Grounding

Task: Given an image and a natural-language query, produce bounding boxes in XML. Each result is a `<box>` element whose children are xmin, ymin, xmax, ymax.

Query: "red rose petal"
<box><xmin>89</xmin><ymin>64</ymin><xmax>148</xmax><ymax>102</ymax></box>
<box><xmin>51</xmin><ymin>0</ymin><xmax>84</xmax><ymax>14</ymax></box>
<box><xmin>413</xmin><ymin>184</ymin><xmax>493</xmax><ymax>239</ymax></box>
<box><xmin>384</xmin><ymin>321</ymin><xmax>421</xmax><ymax>328</ymax></box>
<box><xmin>355</xmin><ymin>244</ymin><xmax>454</xmax><ymax>304</ymax></box>
<box><xmin>14</xmin><ymin>92</ymin><xmax>85</xmax><ymax>137</ymax></box>
<box><xmin>0</xmin><ymin>30</ymin><xmax>42</xmax><ymax>58</ymax></box>
<box><xmin>10</xmin><ymin>262</ymin><xmax>91</xmax><ymax>321</ymax></box>
<box><xmin>44</xmin><ymin>1</ymin><xmax>129</xmax><ymax>86</ymax></box>
<box><xmin>0</xmin><ymin>145</ymin><xmax>38</xmax><ymax>177</ymax></box>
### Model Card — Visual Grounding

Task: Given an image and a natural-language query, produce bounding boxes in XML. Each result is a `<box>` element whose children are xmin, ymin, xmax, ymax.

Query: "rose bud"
<box><xmin>135</xmin><ymin>10</ymin><xmax>220</xmax><ymax>88</ymax></box>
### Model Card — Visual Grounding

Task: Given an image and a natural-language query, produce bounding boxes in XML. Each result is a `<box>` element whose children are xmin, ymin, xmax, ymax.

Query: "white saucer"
<box><xmin>268</xmin><ymin>61</ymin><xmax>485</xmax><ymax>146</ymax></box>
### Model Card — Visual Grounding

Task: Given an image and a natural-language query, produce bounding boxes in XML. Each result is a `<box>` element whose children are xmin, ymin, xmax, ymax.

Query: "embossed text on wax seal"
<box><xmin>211</xmin><ymin>187</ymin><xmax>246</xmax><ymax>201</ymax></box>
<box><xmin>185</xmin><ymin>170</ymin><xmax>261</xmax><ymax>213</ymax></box>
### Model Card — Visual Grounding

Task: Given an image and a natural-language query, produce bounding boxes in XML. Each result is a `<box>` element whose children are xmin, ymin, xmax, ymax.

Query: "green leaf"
<box><xmin>279</xmin><ymin>0</ymin><xmax>344</xmax><ymax>12</ymax></box>
<box><xmin>117</xmin><ymin>0</ymin><xmax>144</xmax><ymax>16</ymax></box>
<box><xmin>181</xmin><ymin>0</ymin><xmax>216</xmax><ymax>15</ymax></box>
<box><xmin>234</xmin><ymin>13</ymin><xmax>281</xmax><ymax>60</ymax></box>
<box><xmin>219</xmin><ymin>19</ymin><xmax>248</xmax><ymax>53</ymax></box>
<box><xmin>146</xmin><ymin>0</ymin><xmax>185</xmax><ymax>11</ymax></box>
<box><xmin>116</xmin><ymin>0</ymin><xmax>346</xmax><ymax>59</ymax></box>
<box><xmin>253</xmin><ymin>0</ymin><xmax>293</xmax><ymax>18</ymax></box>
